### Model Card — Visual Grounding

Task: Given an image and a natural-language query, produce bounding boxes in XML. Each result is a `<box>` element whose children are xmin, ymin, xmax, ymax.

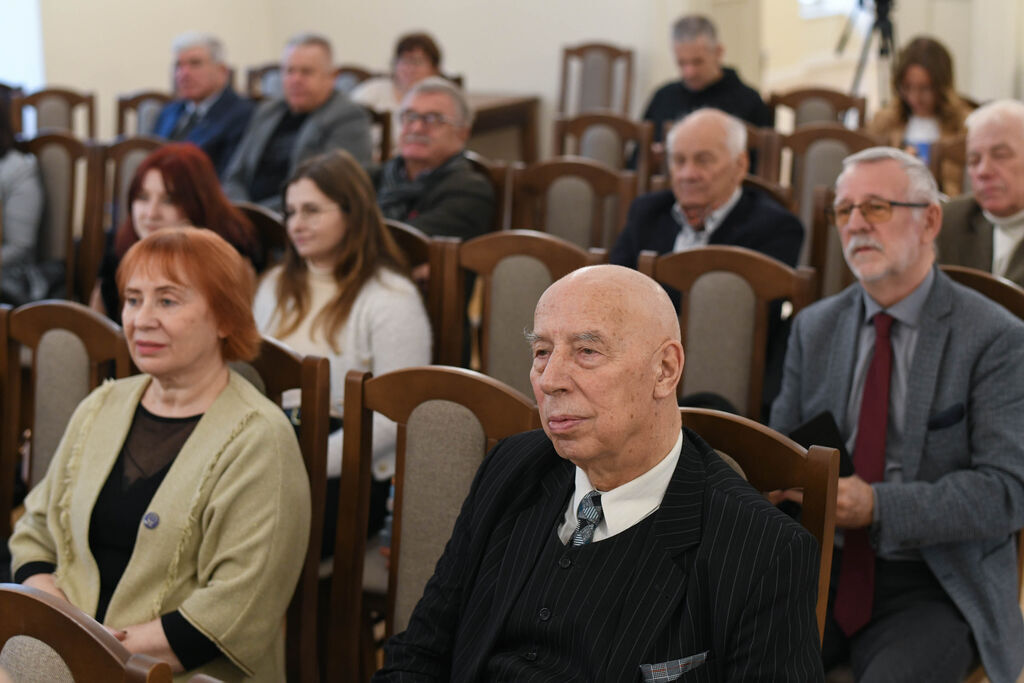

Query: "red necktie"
<box><xmin>833</xmin><ymin>312</ymin><xmax>893</xmax><ymax>637</ymax></box>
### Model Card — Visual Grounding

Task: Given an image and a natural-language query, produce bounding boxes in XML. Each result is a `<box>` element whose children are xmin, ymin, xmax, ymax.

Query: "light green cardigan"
<box><xmin>10</xmin><ymin>371</ymin><xmax>312</xmax><ymax>682</ymax></box>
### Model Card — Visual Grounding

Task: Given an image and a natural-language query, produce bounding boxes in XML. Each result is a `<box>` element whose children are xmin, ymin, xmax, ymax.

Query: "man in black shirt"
<box><xmin>643</xmin><ymin>15</ymin><xmax>772</xmax><ymax>144</ymax></box>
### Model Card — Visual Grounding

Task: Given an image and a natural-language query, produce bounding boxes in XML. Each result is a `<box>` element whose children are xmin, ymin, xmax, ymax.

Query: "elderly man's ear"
<box><xmin>653</xmin><ymin>340</ymin><xmax>685</xmax><ymax>399</ymax></box>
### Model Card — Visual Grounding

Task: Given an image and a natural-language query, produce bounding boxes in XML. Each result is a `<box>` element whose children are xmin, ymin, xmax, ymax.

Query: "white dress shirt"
<box><xmin>984</xmin><ymin>206</ymin><xmax>1024</xmax><ymax>278</ymax></box>
<box><xmin>671</xmin><ymin>187</ymin><xmax>743</xmax><ymax>253</ymax></box>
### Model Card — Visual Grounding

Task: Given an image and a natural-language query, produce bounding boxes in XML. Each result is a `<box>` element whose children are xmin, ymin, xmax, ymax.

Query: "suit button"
<box><xmin>538</xmin><ymin>607</ymin><xmax>551</xmax><ymax>621</ymax></box>
<box><xmin>558</xmin><ymin>557</ymin><xmax>571</xmax><ymax>569</ymax></box>
<box><xmin>525</xmin><ymin>650</ymin><xmax>538</xmax><ymax>661</ymax></box>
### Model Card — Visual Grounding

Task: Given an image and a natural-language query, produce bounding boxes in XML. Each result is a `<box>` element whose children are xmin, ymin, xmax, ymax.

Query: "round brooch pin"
<box><xmin>142</xmin><ymin>512</ymin><xmax>160</xmax><ymax>529</ymax></box>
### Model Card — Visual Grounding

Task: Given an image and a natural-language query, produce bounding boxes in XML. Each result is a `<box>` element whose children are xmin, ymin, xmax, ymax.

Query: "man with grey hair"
<box><xmin>612</xmin><ymin>108</ymin><xmax>802</xmax><ymax>281</ymax></box>
<box><xmin>151</xmin><ymin>32</ymin><xmax>254</xmax><ymax>175</ymax></box>
<box><xmin>642</xmin><ymin>14</ymin><xmax>771</xmax><ymax>145</ymax></box>
<box><xmin>940</xmin><ymin>99</ymin><xmax>1024</xmax><ymax>286</ymax></box>
<box><xmin>223</xmin><ymin>33</ymin><xmax>371</xmax><ymax>211</ymax></box>
<box><xmin>373</xmin><ymin>77</ymin><xmax>494</xmax><ymax>240</ymax></box>
<box><xmin>772</xmin><ymin>146</ymin><xmax>1024</xmax><ymax>682</ymax></box>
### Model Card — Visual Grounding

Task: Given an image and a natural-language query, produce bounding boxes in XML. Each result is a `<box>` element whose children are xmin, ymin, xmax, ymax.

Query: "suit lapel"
<box><xmin>901</xmin><ymin>269</ymin><xmax>953</xmax><ymax>480</ymax></box>
<box><xmin>826</xmin><ymin>288</ymin><xmax>864</xmax><ymax>428</ymax></box>
<box><xmin>967</xmin><ymin>205</ymin><xmax>995</xmax><ymax>271</ymax></box>
<box><xmin>602</xmin><ymin>432</ymin><xmax>704</xmax><ymax>681</ymax></box>
<box><xmin>708</xmin><ymin>188</ymin><xmax>751</xmax><ymax>246</ymax></box>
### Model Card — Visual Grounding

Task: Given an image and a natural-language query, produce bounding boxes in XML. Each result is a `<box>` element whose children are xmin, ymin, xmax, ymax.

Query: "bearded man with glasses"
<box><xmin>771</xmin><ymin>146</ymin><xmax>1024</xmax><ymax>682</ymax></box>
<box><xmin>373</xmin><ymin>77</ymin><xmax>494</xmax><ymax>241</ymax></box>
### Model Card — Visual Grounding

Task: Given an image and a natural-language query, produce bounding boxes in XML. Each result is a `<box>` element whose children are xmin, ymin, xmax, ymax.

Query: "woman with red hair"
<box><xmin>90</xmin><ymin>142</ymin><xmax>259</xmax><ymax>323</ymax></box>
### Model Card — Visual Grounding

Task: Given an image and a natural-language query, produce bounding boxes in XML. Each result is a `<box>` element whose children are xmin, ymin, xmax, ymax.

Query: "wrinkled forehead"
<box><xmin>968</xmin><ymin>115</ymin><xmax>1024</xmax><ymax>151</ymax></box>
<box><xmin>835</xmin><ymin>159</ymin><xmax>908</xmax><ymax>200</ymax></box>
<box><xmin>533</xmin><ymin>279</ymin><xmax>633</xmax><ymax>340</ymax></box>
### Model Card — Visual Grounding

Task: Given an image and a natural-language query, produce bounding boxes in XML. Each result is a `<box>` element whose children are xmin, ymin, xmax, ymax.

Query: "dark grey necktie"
<box><xmin>571</xmin><ymin>490</ymin><xmax>604</xmax><ymax>547</ymax></box>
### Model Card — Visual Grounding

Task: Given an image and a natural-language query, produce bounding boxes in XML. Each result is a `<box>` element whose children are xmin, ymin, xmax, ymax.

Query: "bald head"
<box><xmin>528</xmin><ymin>265</ymin><xmax>684</xmax><ymax>490</ymax></box>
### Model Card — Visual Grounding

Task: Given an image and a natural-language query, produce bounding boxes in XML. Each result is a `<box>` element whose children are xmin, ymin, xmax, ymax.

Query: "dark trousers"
<box><xmin>822</xmin><ymin>551</ymin><xmax>977</xmax><ymax>682</ymax></box>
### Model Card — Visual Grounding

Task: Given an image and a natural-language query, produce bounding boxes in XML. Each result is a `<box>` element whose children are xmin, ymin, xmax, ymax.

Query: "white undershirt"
<box><xmin>556</xmin><ymin>431</ymin><xmax>683</xmax><ymax>545</ymax></box>
<box><xmin>671</xmin><ymin>187</ymin><xmax>743</xmax><ymax>253</ymax></box>
<box><xmin>903</xmin><ymin>116</ymin><xmax>941</xmax><ymax>144</ymax></box>
<box><xmin>984</xmin><ymin>206</ymin><xmax>1024</xmax><ymax>277</ymax></box>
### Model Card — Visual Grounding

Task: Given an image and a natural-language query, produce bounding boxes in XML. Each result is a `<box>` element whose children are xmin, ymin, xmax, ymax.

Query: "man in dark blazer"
<box><xmin>611</xmin><ymin>108</ymin><xmax>803</xmax><ymax>274</ymax></box>
<box><xmin>939</xmin><ymin>99</ymin><xmax>1024</xmax><ymax>287</ymax></box>
<box><xmin>149</xmin><ymin>33</ymin><xmax>254</xmax><ymax>176</ymax></box>
<box><xmin>376</xmin><ymin>265</ymin><xmax>823</xmax><ymax>682</ymax></box>
<box><xmin>772</xmin><ymin>147</ymin><xmax>1024</xmax><ymax>682</ymax></box>
<box><xmin>222</xmin><ymin>33</ymin><xmax>371</xmax><ymax>212</ymax></box>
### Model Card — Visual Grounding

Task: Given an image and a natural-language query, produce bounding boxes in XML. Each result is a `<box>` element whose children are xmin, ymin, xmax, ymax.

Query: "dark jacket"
<box><xmin>151</xmin><ymin>88</ymin><xmax>255</xmax><ymax>176</ymax></box>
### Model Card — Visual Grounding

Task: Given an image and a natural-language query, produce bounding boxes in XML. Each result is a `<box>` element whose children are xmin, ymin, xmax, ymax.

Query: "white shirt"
<box><xmin>671</xmin><ymin>187</ymin><xmax>743</xmax><ymax>253</ymax></box>
<box><xmin>984</xmin><ymin>206</ymin><xmax>1024</xmax><ymax>278</ymax></box>
<box><xmin>556</xmin><ymin>431</ymin><xmax>683</xmax><ymax>545</ymax></box>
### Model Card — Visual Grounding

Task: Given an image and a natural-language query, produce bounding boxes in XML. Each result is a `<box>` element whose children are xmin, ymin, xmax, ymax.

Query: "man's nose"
<box><xmin>535</xmin><ymin>350</ymin><xmax>571</xmax><ymax>394</ymax></box>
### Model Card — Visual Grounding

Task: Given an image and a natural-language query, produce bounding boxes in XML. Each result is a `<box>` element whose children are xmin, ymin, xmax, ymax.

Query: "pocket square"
<box><xmin>640</xmin><ymin>651</ymin><xmax>709</xmax><ymax>682</ymax></box>
<box><xmin>927</xmin><ymin>403</ymin><xmax>965</xmax><ymax>430</ymax></box>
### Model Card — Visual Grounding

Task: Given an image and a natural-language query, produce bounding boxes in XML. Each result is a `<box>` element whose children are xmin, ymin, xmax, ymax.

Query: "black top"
<box><xmin>249</xmin><ymin>110</ymin><xmax>309</xmax><ymax>203</ymax></box>
<box><xmin>642</xmin><ymin>67</ymin><xmax>774</xmax><ymax>142</ymax></box>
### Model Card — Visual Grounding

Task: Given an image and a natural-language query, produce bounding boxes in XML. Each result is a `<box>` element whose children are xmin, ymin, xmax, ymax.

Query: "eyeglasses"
<box><xmin>828</xmin><ymin>198</ymin><xmax>930</xmax><ymax>227</ymax></box>
<box><xmin>283</xmin><ymin>204</ymin><xmax>341</xmax><ymax>222</ymax></box>
<box><xmin>399</xmin><ymin>110</ymin><xmax>458</xmax><ymax>128</ymax></box>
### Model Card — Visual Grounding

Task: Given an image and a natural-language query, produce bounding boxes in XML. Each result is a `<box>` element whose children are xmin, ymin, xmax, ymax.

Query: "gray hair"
<box><xmin>285</xmin><ymin>32</ymin><xmax>333</xmax><ymax>62</ymax></box>
<box><xmin>665</xmin><ymin>108</ymin><xmax>746</xmax><ymax>159</ymax></box>
<box><xmin>672</xmin><ymin>15</ymin><xmax>718</xmax><ymax>45</ymax></box>
<box><xmin>402</xmin><ymin>76</ymin><xmax>473</xmax><ymax>128</ymax></box>
<box><xmin>965</xmin><ymin>99</ymin><xmax>1024</xmax><ymax>137</ymax></box>
<box><xmin>172</xmin><ymin>32</ymin><xmax>225</xmax><ymax>65</ymax></box>
<box><xmin>837</xmin><ymin>146</ymin><xmax>940</xmax><ymax>204</ymax></box>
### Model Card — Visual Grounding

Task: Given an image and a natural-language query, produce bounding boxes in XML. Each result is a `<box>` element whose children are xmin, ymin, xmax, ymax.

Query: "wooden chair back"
<box><xmin>11</xmin><ymin>88</ymin><xmax>96</xmax><ymax>139</ymax></box>
<box><xmin>769</xmin><ymin>87</ymin><xmax>867</xmax><ymax>129</ymax></box>
<box><xmin>234</xmin><ymin>336</ymin><xmax>330</xmax><ymax>683</ymax></box>
<box><xmin>384</xmin><ymin>218</ymin><xmax>450</xmax><ymax>362</ymax></box>
<box><xmin>442</xmin><ymin>230</ymin><xmax>605</xmax><ymax>393</ymax></box>
<box><xmin>335</xmin><ymin>64</ymin><xmax>376</xmax><ymax>94</ymax></box>
<box><xmin>116</xmin><ymin>90</ymin><xmax>173</xmax><ymax>136</ymax></box>
<box><xmin>678</xmin><ymin>407</ymin><xmax>839</xmax><ymax>641</ymax></box>
<box><xmin>558</xmin><ymin>42</ymin><xmax>633</xmax><ymax>116</ymax></box>
<box><xmin>780</xmin><ymin>124</ymin><xmax>878</xmax><ymax>265</ymax></box>
<box><xmin>246</xmin><ymin>63</ymin><xmax>282</xmax><ymax>100</ymax></box>
<box><xmin>638</xmin><ymin>246</ymin><xmax>816</xmax><ymax>419</ymax></box>
<box><xmin>929</xmin><ymin>132</ymin><xmax>969</xmax><ymax>196</ymax></box>
<box><xmin>0</xmin><ymin>300</ymin><xmax>130</xmax><ymax>537</ymax></box>
<box><xmin>233</xmin><ymin>201</ymin><xmax>287</xmax><ymax>270</ymax></box>
<box><xmin>809</xmin><ymin>185</ymin><xmax>856</xmax><ymax>299</ymax></box>
<box><xmin>360</xmin><ymin>105</ymin><xmax>392</xmax><ymax>162</ymax></box>
<box><xmin>511</xmin><ymin>156</ymin><xmax>635</xmax><ymax>250</ymax></box>
<box><xmin>464</xmin><ymin>150</ymin><xmax>510</xmax><ymax>231</ymax></box>
<box><xmin>554</xmin><ymin>112</ymin><xmax>652</xmax><ymax>193</ymax></box>
<box><xmin>330</xmin><ymin>366</ymin><xmax>541</xmax><ymax>681</ymax></box>
<box><xmin>743</xmin><ymin>175</ymin><xmax>793</xmax><ymax>212</ymax></box>
<box><xmin>15</xmin><ymin>130</ymin><xmax>104</xmax><ymax>301</ymax></box>
<box><xmin>0</xmin><ymin>584</ymin><xmax>173</xmax><ymax>682</ymax></box>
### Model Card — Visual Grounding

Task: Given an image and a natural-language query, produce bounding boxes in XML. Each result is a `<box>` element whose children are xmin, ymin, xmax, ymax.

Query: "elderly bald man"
<box><xmin>376</xmin><ymin>265</ymin><xmax>823</xmax><ymax>682</ymax></box>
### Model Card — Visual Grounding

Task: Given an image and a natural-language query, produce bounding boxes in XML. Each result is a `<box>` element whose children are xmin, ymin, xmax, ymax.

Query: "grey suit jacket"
<box><xmin>939</xmin><ymin>194</ymin><xmax>1024</xmax><ymax>287</ymax></box>
<box><xmin>771</xmin><ymin>267</ymin><xmax>1024</xmax><ymax>683</ymax></box>
<box><xmin>221</xmin><ymin>90</ymin><xmax>372</xmax><ymax>212</ymax></box>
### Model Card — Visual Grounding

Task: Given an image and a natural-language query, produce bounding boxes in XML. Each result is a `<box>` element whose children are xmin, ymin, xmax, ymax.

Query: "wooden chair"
<box><xmin>335</xmin><ymin>64</ymin><xmax>376</xmax><ymax>94</ymax></box>
<box><xmin>554</xmin><ymin>112</ymin><xmax>652</xmax><ymax>193</ymax></box>
<box><xmin>678</xmin><ymin>407</ymin><xmax>839</xmax><ymax>642</ymax></box>
<box><xmin>0</xmin><ymin>583</ymin><xmax>172</xmax><ymax>682</ymax></box>
<box><xmin>246</xmin><ymin>63</ymin><xmax>282</xmax><ymax>100</ymax></box>
<box><xmin>440</xmin><ymin>230</ymin><xmax>605</xmax><ymax>394</ymax></box>
<box><xmin>233</xmin><ymin>201</ymin><xmax>287</xmax><ymax>270</ymax></box>
<box><xmin>234</xmin><ymin>337</ymin><xmax>330</xmax><ymax>683</ymax></box>
<box><xmin>511</xmin><ymin>156</ymin><xmax>635</xmax><ymax>250</ymax></box>
<box><xmin>780</xmin><ymin>124</ymin><xmax>878</xmax><ymax>265</ymax></box>
<box><xmin>769</xmin><ymin>87</ymin><xmax>867</xmax><ymax>130</ymax></box>
<box><xmin>11</xmin><ymin>87</ymin><xmax>96</xmax><ymax>139</ymax></box>
<box><xmin>15</xmin><ymin>130</ymin><xmax>104</xmax><ymax>301</ymax></box>
<box><xmin>361</xmin><ymin>105</ymin><xmax>392</xmax><ymax>162</ymax></box>
<box><xmin>930</xmin><ymin>132</ymin><xmax>969</xmax><ymax>196</ymax></box>
<box><xmin>809</xmin><ymin>185</ymin><xmax>856</xmax><ymax>299</ymax></box>
<box><xmin>116</xmin><ymin>90</ymin><xmax>173</xmax><ymax>137</ymax></box>
<box><xmin>558</xmin><ymin>42</ymin><xmax>634</xmax><ymax>116</ymax></box>
<box><xmin>329</xmin><ymin>366</ymin><xmax>541</xmax><ymax>682</ymax></box>
<box><xmin>383</xmin><ymin>218</ymin><xmax>450</xmax><ymax>363</ymax></box>
<box><xmin>638</xmin><ymin>246</ymin><xmax>816</xmax><ymax>420</ymax></box>
<box><xmin>743</xmin><ymin>175</ymin><xmax>793</xmax><ymax>212</ymax></box>
<box><xmin>0</xmin><ymin>301</ymin><xmax>130</xmax><ymax>537</ymax></box>
<box><xmin>464</xmin><ymin>150</ymin><xmax>510</xmax><ymax>232</ymax></box>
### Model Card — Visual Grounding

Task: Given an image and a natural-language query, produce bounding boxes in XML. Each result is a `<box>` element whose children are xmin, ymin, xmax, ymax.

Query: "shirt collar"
<box><xmin>570</xmin><ymin>430</ymin><xmax>683</xmax><ymax>538</ymax></box>
<box><xmin>670</xmin><ymin>186</ymin><xmax>742</xmax><ymax>238</ymax></box>
<box><xmin>186</xmin><ymin>86</ymin><xmax>226</xmax><ymax>118</ymax></box>
<box><xmin>861</xmin><ymin>266</ymin><xmax>935</xmax><ymax>329</ymax></box>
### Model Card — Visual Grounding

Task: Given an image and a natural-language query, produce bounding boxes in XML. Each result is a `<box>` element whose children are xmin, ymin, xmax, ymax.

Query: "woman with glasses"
<box><xmin>867</xmin><ymin>36</ymin><xmax>974</xmax><ymax>196</ymax></box>
<box><xmin>253</xmin><ymin>149</ymin><xmax>430</xmax><ymax>550</ymax></box>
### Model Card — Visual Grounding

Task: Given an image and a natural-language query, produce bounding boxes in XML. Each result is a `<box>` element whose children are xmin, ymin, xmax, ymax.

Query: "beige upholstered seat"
<box><xmin>116</xmin><ymin>90</ymin><xmax>173</xmax><ymax>136</ymax></box>
<box><xmin>769</xmin><ymin>87</ymin><xmax>867</xmax><ymax>129</ymax></box>
<box><xmin>554</xmin><ymin>112</ymin><xmax>652</xmax><ymax>193</ymax></box>
<box><xmin>558</xmin><ymin>42</ymin><xmax>633</xmax><ymax>116</ymax></box>
<box><xmin>11</xmin><ymin>88</ymin><xmax>96</xmax><ymax>139</ymax></box>
<box><xmin>246</xmin><ymin>63</ymin><xmax>282</xmax><ymax>100</ymax></box>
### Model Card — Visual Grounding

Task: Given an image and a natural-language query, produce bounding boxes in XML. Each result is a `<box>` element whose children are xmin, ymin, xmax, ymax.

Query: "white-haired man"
<box><xmin>772</xmin><ymin>147</ymin><xmax>1024</xmax><ymax>682</ymax></box>
<box><xmin>940</xmin><ymin>99</ymin><xmax>1024</xmax><ymax>286</ymax></box>
<box><xmin>150</xmin><ymin>32</ymin><xmax>254</xmax><ymax>175</ymax></box>
<box><xmin>643</xmin><ymin>15</ymin><xmax>772</xmax><ymax>145</ymax></box>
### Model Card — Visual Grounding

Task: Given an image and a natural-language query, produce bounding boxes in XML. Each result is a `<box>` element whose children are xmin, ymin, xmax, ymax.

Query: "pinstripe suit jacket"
<box><xmin>771</xmin><ymin>268</ymin><xmax>1024</xmax><ymax>683</ymax></box>
<box><xmin>376</xmin><ymin>427</ymin><xmax>824</xmax><ymax>682</ymax></box>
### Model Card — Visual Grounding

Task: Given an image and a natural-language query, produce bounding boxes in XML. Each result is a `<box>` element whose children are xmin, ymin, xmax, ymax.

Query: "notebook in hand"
<box><xmin>788</xmin><ymin>411</ymin><xmax>855</xmax><ymax>477</ymax></box>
